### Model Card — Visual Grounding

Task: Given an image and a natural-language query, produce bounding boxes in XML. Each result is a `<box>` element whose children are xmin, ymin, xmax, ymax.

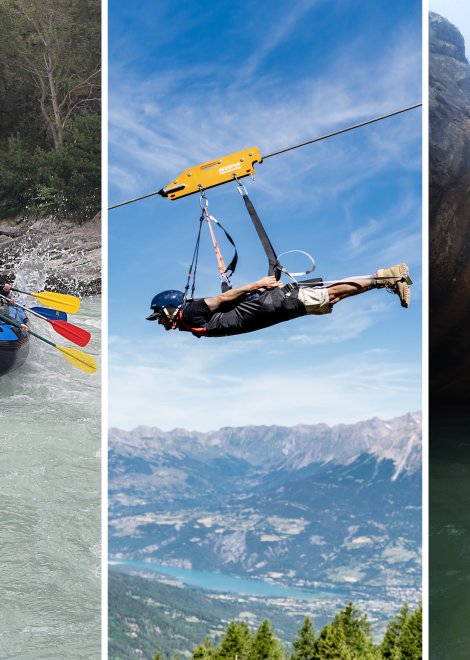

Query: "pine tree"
<box><xmin>192</xmin><ymin>635</ymin><xmax>217</xmax><ymax>659</ymax></box>
<box><xmin>153</xmin><ymin>650</ymin><xmax>166</xmax><ymax>660</ymax></box>
<box><xmin>399</xmin><ymin>602</ymin><xmax>422</xmax><ymax>660</ymax></box>
<box><xmin>217</xmin><ymin>620</ymin><xmax>252</xmax><ymax>659</ymax></box>
<box><xmin>251</xmin><ymin>619</ymin><xmax>285</xmax><ymax>659</ymax></box>
<box><xmin>291</xmin><ymin>616</ymin><xmax>316</xmax><ymax>659</ymax></box>
<box><xmin>381</xmin><ymin>604</ymin><xmax>409</xmax><ymax>659</ymax></box>
<box><xmin>314</xmin><ymin>622</ymin><xmax>350</xmax><ymax>659</ymax></box>
<box><xmin>380</xmin><ymin>601</ymin><xmax>422</xmax><ymax>660</ymax></box>
<box><xmin>332</xmin><ymin>602</ymin><xmax>378</xmax><ymax>659</ymax></box>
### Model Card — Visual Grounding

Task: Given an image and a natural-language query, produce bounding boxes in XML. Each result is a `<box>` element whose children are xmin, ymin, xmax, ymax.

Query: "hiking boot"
<box><xmin>376</xmin><ymin>263</ymin><xmax>412</xmax><ymax>308</ymax></box>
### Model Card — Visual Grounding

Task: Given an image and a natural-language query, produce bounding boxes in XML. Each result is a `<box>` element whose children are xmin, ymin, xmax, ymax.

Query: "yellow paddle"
<box><xmin>56</xmin><ymin>345</ymin><xmax>98</xmax><ymax>374</ymax></box>
<box><xmin>0</xmin><ymin>311</ymin><xmax>97</xmax><ymax>374</ymax></box>
<box><xmin>11</xmin><ymin>288</ymin><xmax>80</xmax><ymax>314</ymax></box>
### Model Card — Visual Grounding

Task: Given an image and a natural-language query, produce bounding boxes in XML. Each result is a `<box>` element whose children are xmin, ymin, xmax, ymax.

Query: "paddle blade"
<box><xmin>31</xmin><ymin>306</ymin><xmax>68</xmax><ymax>321</ymax></box>
<box><xmin>50</xmin><ymin>319</ymin><xmax>91</xmax><ymax>347</ymax></box>
<box><xmin>33</xmin><ymin>291</ymin><xmax>80</xmax><ymax>315</ymax></box>
<box><xmin>58</xmin><ymin>346</ymin><xmax>98</xmax><ymax>374</ymax></box>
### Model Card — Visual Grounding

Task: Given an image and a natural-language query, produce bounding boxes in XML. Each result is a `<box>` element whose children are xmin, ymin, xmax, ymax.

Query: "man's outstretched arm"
<box><xmin>204</xmin><ymin>276</ymin><xmax>282</xmax><ymax>311</ymax></box>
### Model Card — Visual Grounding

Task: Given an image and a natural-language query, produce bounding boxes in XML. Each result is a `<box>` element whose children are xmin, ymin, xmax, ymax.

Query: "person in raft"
<box><xmin>146</xmin><ymin>263</ymin><xmax>412</xmax><ymax>338</ymax></box>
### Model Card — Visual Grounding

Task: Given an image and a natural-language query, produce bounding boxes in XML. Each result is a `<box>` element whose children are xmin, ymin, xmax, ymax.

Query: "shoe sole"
<box><xmin>396</xmin><ymin>264</ymin><xmax>411</xmax><ymax>307</ymax></box>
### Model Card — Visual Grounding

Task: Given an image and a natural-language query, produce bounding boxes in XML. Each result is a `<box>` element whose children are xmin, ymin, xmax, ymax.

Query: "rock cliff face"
<box><xmin>429</xmin><ymin>13</ymin><xmax>470</xmax><ymax>402</ymax></box>
<box><xmin>0</xmin><ymin>214</ymin><xmax>101</xmax><ymax>296</ymax></box>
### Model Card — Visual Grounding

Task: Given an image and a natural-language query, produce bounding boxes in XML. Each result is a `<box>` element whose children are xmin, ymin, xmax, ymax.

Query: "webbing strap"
<box><xmin>239</xmin><ymin>191</ymin><xmax>281</xmax><ymax>280</ymax></box>
<box><xmin>183</xmin><ymin>216</ymin><xmax>204</xmax><ymax>303</ymax></box>
<box><xmin>202</xmin><ymin>208</ymin><xmax>238</xmax><ymax>290</ymax></box>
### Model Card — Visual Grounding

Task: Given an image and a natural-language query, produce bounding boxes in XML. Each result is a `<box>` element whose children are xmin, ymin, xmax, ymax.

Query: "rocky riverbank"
<box><xmin>0</xmin><ymin>214</ymin><xmax>101</xmax><ymax>297</ymax></box>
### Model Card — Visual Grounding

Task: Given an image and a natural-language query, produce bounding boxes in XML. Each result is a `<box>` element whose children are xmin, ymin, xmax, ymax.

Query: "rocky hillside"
<box><xmin>429</xmin><ymin>13</ymin><xmax>470</xmax><ymax>401</ymax></box>
<box><xmin>0</xmin><ymin>214</ymin><xmax>101</xmax><ymax>296</ymax></box>
<box><xmin>110</xmin><ymin>412</ymin><xmax>422</xmax><ymax>479</ymax></box>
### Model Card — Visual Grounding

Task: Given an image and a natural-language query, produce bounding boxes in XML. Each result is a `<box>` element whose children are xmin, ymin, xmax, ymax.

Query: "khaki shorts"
<box><xmin>298</xmin><ymin>286</ymin><xmax>332</xmax><ymax>315</ymax></box>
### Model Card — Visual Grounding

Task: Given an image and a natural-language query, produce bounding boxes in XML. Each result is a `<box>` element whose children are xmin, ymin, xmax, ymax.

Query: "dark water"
<box><xmin>430</xmin><ymin>407</ymin><xmax>470</xmax><ymax>659</ymax></box>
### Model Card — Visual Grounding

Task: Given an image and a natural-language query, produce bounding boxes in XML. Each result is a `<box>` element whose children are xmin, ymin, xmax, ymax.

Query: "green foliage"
<box><xmin>314</xmin><ymin>622</ymin><xmax>350</xmax><ymax>659</ymax></box>
<box><xmin>329</xmin><ymin>602</ymin><xmax>378</xmax><ymax>659</ymax></box>
<box><xmin>154</xmin><ymin>650</ymin><xmax>166</xmax><ymax>660</ymax></box>
<box><xmin>0</xmin><ymin>0</ymin><xmax>100</xmax><ymax>149</ymax></box>
<box><xmin>0</xmin><ymin>0</ymin><xmax>100</xmax><ymax>221</ymax></box>
<box><xmin>380</xmin><ymin>602</ymin><xmax>422</xmax><ymax>660</ymax></box>
<box><xmin>291</xmin><ymin>617</ymin><xmax>316</xmax><ymax>660</ymax></box>
<box><xmin>33</xmin><ymin>112</ymin><xmax>101</xmax><ymax>219</ymax></box>
<box><xmin>0</xmin><ymin>135</ymin><xmax>36</xmax><ymax>217</ymax></box>
<box><xmin>110</xmin><ymin>572</ymin><xmax>422</xmax><ymax>660</ymax></box>
<box><xmin>218</xmin><ymin>620</ymin><xmax>253</xmax><ymax>659</ymax></box>
<box><xmin>250</xmin><ymin>620</ymin><xmax>285</xmax><ymax>660</ymax></box>
<box><xmin>192</xmin><ymin>636</ymin><xmax>217</xmax><ymax>659</ymax></box>
<box><xmin>0</xmin><ymin>113</ymin><xmax>100</xmax><ymax>220</ymax></box>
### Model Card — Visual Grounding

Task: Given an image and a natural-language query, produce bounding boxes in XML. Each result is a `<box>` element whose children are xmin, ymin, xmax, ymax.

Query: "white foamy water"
<box><xmin>0</xmin><ymin>295</ymin><xmax>101</xmax><ymax>659</ymax></box>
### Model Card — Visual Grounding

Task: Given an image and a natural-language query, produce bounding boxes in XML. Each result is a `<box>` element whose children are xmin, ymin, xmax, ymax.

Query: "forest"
<box><xmin>0</xmin><ymin>0</ymin><xmax>100</xmax><ymax>221</ymax></box>
<box><xmin>151</xmin><ymin>601</ymin><xmax>422</xmax><ymax>660</ymax></box>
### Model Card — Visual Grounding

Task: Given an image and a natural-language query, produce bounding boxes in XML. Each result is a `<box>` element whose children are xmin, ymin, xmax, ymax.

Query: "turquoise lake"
<box><xmin>110</xmin><ymin>559</ymin><xmax>324</xmax><ymax>600</ymax></box>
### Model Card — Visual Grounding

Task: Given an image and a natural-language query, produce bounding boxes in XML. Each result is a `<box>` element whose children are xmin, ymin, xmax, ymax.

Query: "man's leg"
<box><xmin>326</xmin><ymin>277</ymin><xmax>375</xmax><ymax>304</ymax></box>
<box><xmin>327</xmin><ymin>263</ymin><xmax>412</xmax><ymax>308</ymax></box>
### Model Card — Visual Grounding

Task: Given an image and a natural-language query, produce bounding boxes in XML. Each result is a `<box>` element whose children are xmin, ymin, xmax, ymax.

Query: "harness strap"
<box><xmin>237</xmin><ymin>185</ymin><xmax>281</xmax><ymax>280</ymax></box>
<box><xmin>183</xmin><ymin>215</ymin><xmax>204</xmax><ymax>303</ymax></box>
<box><xmin>178</xmin><ymin>310</ymin><xmax>207</xmax><ymax>337</ymax></box>
<box><xmin>202</xmin><ymin>207</ymin><xmax>238</xmax><ymax>292</ymax></box>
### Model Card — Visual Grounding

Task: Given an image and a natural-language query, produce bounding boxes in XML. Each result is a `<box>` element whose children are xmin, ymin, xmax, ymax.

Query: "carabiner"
<box><xmin>232</xmin><ymin>173</ymin><xmax>247</xmax><ymax>197</ymax></box>
<box><xmin>199</xmin><ymin>185</ymin><xmax>209</xmax><ymax>209</ymax></box>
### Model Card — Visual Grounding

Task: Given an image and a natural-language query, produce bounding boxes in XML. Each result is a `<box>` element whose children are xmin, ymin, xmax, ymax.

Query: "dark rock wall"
<box><xmin>429</xmin><ymin>12</ymin><xmax>470</xmax><ymax>402</ymax></box>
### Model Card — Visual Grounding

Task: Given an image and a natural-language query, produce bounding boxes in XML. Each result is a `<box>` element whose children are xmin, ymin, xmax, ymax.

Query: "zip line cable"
<box><xmin>108</xmin><ymin>102</ymin><xmax>421</xmax><ymax>210</ymax></box>
<box><xmin>262</xmin><ymin>103</ymin><xmax>422</xmax><ymax>159</ymax></box>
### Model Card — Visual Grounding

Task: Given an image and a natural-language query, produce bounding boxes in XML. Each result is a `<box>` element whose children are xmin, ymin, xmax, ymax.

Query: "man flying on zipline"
<box><xmin>146</xmin><ymin>263</ymin><xmax>412</xmax><ymax>337</ymax></box>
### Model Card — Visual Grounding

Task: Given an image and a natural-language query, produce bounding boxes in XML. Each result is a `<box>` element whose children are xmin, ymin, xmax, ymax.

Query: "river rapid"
<box><xmin>0</xmin><ymin>295</ymin><xmax>101</xmax><ymax>659</ymax></box>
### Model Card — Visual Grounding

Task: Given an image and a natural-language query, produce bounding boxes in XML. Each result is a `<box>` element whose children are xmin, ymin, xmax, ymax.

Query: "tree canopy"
<box><xmin>0</xmin><ymin>0</ymin><xmax>100</xmax><ymax>221</ymax></box>
<box><xmin>177</xmin><ymin>602</ymin><xmax>423</xmax><ymax>660</ymax></box>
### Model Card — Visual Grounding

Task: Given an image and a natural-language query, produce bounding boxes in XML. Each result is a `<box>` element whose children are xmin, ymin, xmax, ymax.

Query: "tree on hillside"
<box><xmin>381</xmin><ymin>604</ymin><xmax>409</xmax><ymax>659</ymax></box>
<box><xmin>399</xmin><ymin>601</ymin><xmax>422</xmax><ymax>659</ymax></box>
<box><xmin>0</xmin><ymin>0</ymin><xmax>100</xmax><ymax>149</ymax></box>
<box><xmin>291</xmin><ymin>616</ymin><xmax>316</xmax><ymax>659</ymax></box>
<box><xmin>192</xmin><ymin>635</ymin><xmax>217</xmax><ymax>659</ymax></box>
<box><xmin>251</xmin><ymin>619</ymin><xmax>285</xmax><ymax>660</ymax></box>
<box><xmin>380</xmin><ymin>601</ymin><xmax>422</xmax><ymax>660</ymax></box>
<box><xmin>313</xmin><ymin>622</ymin><xmax>350</xmax><ymax>659</ymax></box>
<box><xmin>154</xmin><ymin>649</ymin><xmax>166</xmax><ymax>660</ymax></box>
<box><xmin>330</xmin><ymin>602</ymin><xmax>378</xmax><ymax>659</ymax></box>
<box><xmin>217</xmin><ymin>620</ymin><xmax>253</xmax><ymax>659</ymax></box>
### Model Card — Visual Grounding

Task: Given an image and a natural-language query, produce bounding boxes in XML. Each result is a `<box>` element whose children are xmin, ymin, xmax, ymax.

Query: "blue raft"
<box><xmin>0</xmin><ymin>305</ymin><xmax>29</xmax><ymax>376</ymax></box>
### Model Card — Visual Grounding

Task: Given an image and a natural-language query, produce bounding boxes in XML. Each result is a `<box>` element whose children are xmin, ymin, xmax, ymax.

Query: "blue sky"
<box><xmin>108</xmin><ymin>0</ymin><xmax>422</xmax><ymax>432</ymax></box>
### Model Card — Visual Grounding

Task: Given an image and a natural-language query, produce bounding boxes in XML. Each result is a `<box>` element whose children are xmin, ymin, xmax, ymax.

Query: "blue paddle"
<box><xmin>30</xmin><ymin>306</ymin><xmax>68</xmax><ymax>321</ymax></box>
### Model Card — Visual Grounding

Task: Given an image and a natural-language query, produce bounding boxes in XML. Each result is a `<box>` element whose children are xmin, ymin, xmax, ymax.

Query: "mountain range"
<box><xmin>109</xmin><ymin>413</ymin><xmax>421</xmax><ymax>605</ymax></box>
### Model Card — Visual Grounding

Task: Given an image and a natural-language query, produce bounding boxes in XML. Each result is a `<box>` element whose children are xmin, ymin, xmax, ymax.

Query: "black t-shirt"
<box><xmin>179</xmin><ymin>287</ymin><xmax>307</xmax><ymax>337</ymax></box>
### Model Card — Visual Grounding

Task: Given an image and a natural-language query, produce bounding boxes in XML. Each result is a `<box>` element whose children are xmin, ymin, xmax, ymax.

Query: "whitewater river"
<box><xmin>0</xmin><ymin>296</ymin><xmax>101</xmax><ymax>659</ymax></box>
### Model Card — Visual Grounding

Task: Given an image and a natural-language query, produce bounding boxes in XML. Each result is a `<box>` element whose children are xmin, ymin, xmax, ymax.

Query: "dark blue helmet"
<box><xmin>146</xmin><ymin>290</ymin><xmax>184</xmax><ymax>321</ymax></box>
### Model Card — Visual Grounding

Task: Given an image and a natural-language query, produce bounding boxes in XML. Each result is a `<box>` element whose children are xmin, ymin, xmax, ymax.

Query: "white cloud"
<box><xmin>109</xmin><ymin>344</ymin><xmax>420</xmax><ymax>432</ymax></box>
<box><xmin>108</xmin><ymin>20</ymin><xmax>421</xmax><ymax>200</ymax></box>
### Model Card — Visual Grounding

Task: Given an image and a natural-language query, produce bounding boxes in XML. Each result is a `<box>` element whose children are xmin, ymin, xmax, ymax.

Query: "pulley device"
<box><xmin>109</xmin><ymin>104</ymin><xmax>422</xmax><ymax>294</ymax></box>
